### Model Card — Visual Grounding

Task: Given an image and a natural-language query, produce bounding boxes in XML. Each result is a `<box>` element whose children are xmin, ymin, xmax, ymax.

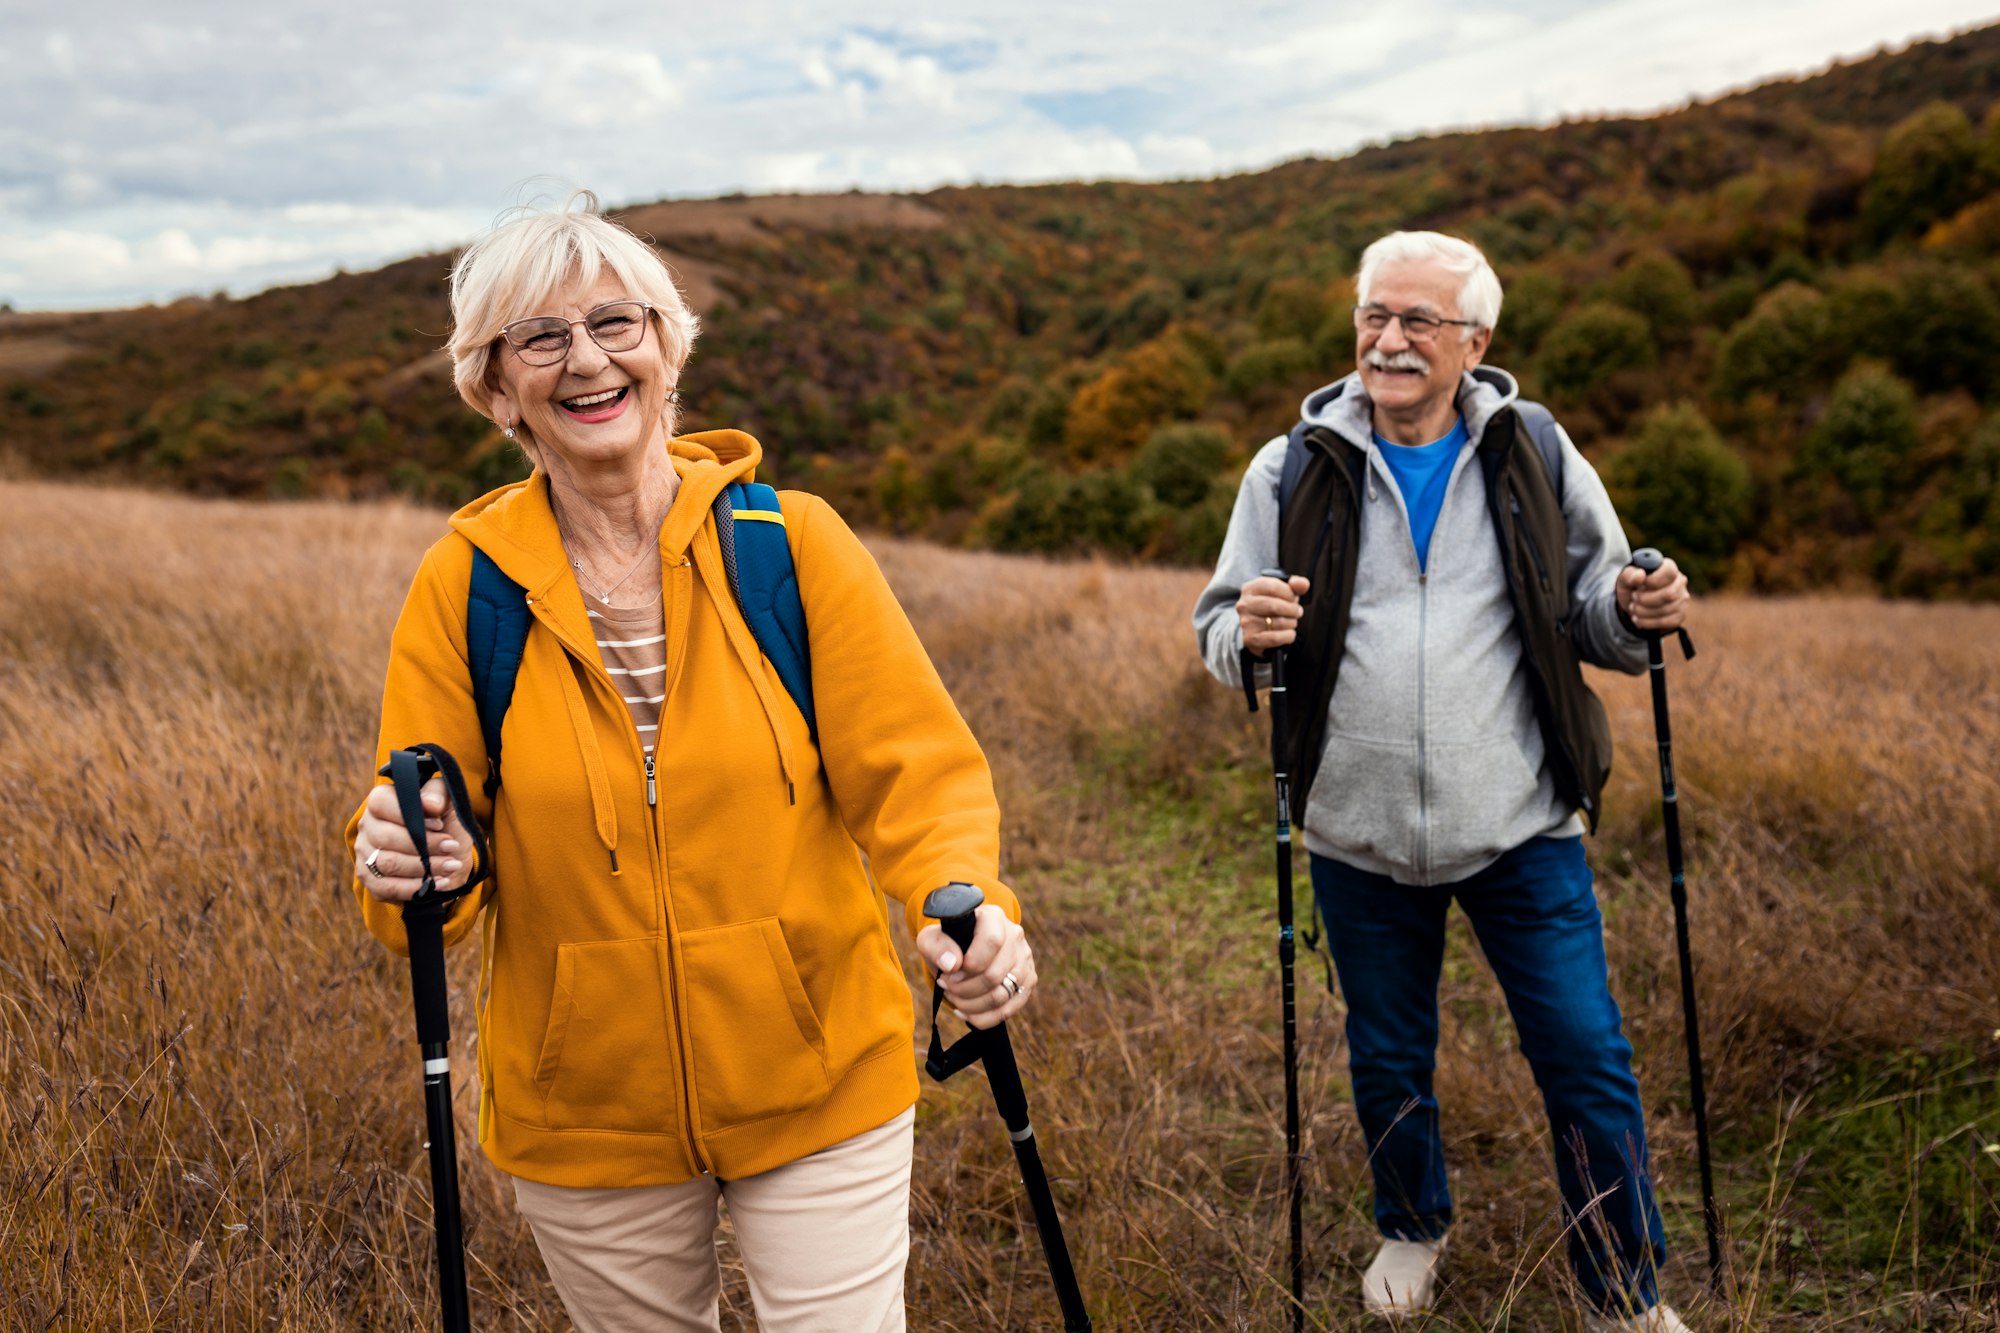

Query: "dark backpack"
<box><xmin>462</xmin><ymin>480</ymin><xmax>815</xmax><ymax>798</ymax></box>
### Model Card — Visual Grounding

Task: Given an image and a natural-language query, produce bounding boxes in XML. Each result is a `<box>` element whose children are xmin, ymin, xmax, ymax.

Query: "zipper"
<box><xmin>1415</xmin><ymin>568</ymin><xmax>1429</xmax><ymax>881</ymax></box>
<box><xmin>531</xmin><ymin>590</ymin><xmax>714</xmax><ymax>1177</ymax></box>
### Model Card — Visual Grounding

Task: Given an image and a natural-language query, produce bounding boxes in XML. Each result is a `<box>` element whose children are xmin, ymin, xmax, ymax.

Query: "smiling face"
<box><xmin>487</xmin><ymin>269</ymin><xmax>677</xmax><ymax>472</ymax></box>
<box><xmin>1356</xmin><ymin>258</ymin><xmax>1492</xmax><ymax>439</ymax></box>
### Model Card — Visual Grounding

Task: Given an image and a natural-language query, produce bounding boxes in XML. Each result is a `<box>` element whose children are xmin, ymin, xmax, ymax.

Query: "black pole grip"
<box><xmin>925</xmin><ymin>882</ymin><xmax>984</xmax><ymax>954</ymax></box>
<box><xmin>1626</xmin><ymin>548</ymin><xmax>1695</xmax><ymax>659</ymax></box>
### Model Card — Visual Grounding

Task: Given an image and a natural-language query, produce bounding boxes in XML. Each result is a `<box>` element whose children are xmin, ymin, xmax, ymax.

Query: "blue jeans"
<box><xmin>1311</xmin><ymin>836</ymin><xmax>1665</xmax><ymax>1310</ymax></box>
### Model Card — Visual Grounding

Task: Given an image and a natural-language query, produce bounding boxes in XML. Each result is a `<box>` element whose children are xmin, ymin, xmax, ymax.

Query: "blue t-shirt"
<box><xmin>1374</xmin><ymin>417</ymin><xmax>1469</xmax><ymax>572</ymax></box>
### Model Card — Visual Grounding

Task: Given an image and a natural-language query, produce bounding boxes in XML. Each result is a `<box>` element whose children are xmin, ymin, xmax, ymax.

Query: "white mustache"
<box><xmin>1365</xmin><ymin>349</ymin><xmax>1431</xmax><ymax>374</ymax></box>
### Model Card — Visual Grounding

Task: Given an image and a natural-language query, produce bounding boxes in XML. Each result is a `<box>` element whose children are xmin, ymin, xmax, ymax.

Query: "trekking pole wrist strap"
<box><xmin>926</xmin><ymin>983</ymin><xmax>985</xmax><ymax>1081</ymax></box>
<box><xmin>380</xmin><ymin>743</ymin><xmax>491</xmax><ymax>907</ymax></box>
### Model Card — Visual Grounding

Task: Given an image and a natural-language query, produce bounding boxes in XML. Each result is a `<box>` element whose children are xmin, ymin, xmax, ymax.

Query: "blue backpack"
<box><xmin>461</xmin><ymin>481</ymin><xmax>815</xmax><ymax>798</ymax></box>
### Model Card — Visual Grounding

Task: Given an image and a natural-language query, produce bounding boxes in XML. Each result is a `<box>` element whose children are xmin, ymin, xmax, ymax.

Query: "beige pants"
<box><xmin>510</xmin><ymin>1108</ymin><xmax>915</xmax><ymax>1333</ymax></box>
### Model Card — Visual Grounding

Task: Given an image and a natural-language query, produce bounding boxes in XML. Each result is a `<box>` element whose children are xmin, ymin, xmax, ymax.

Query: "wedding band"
<box><xmin>1002</xmin><ymin>972</ymin><xmax>1022</xmax><ymax>998</ymax></box>
<box><xmin>365</xmin><ymin>848</ymin><xmax>387</xmax><ymax>879</ymax></box>
<box><xmin>1265</xmin><ymin>616</ymin><xmax>1275</xmax><ymax>629</ymax></box>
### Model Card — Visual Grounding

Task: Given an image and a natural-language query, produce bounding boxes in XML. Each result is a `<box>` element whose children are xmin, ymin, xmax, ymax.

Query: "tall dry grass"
<box><xmin>2</xmin><ymin>478</ymin><xmax>1996</xmax><ymax>1330</ymax></box>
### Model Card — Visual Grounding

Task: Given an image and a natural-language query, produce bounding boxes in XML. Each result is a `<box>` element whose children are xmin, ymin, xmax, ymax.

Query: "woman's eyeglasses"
<box><xmin>500</xmin><ymin>301</ymin><xmax>654</xmax><ymax>365</ymax></box>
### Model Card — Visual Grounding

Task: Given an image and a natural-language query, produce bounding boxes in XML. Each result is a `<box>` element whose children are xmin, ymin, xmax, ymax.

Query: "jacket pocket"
<box><xmin>534</xmin><ymin>937</ymin><xmax>682</xmax><ymax>1136</ymax></box>
<box><xmin>1425</xmin><ymin>735</ymin><xmax>1547</xmax><ymax>856</ymax></box>
<box><xmin>678</xmin><ymin>917</ymin><xmax>831</xmax><ymax>1131</ymax></box>
<box><xmin>1306</xmin><ymin>729</ymin><xmax>1419</xmax><ymax>868</ymax></box>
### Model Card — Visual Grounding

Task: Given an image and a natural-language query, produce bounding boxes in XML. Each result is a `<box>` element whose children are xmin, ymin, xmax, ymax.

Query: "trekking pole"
<box><xmin>1241</xmin><ymin>567</ymin><xmax>1304</xmax><ymax>1333</ymax></box>
<box><xmin>1626</xmin><ymin>550</ymin><xmax>1721</xmax><ymax>1287</ymax></box>
<box><xmin>923</xmin><ymin>883</ymin><xmax>1092</xmax><ymax>1332</ymax></box>
<box><xmin>381</xmin><ymin>745</ymin><xmax>486</xmax><ymax>1333</ymax></box>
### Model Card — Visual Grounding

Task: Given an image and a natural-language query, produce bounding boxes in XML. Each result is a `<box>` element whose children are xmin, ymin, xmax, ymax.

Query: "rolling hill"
<box><xmin>4</xmin><ymin>22</ymin><xmax>1999</xmax><ymax>595</ymax></box>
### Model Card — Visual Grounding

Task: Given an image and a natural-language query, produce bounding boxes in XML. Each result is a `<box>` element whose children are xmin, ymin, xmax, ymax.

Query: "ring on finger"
<box><xmin>365</xmin><ymin>847</ymin><xmax>388</xmax><ymax>879</ymax></box>
<box><xmin>1002</xmin><ymin>971</ymin><xmax>1022</xmax><ymax>998</ymax></box>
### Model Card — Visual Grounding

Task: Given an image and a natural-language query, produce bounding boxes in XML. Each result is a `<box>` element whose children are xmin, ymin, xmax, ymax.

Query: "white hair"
<box><xmin>446</xmin><ymin>189</ymin><xmax>700</xmax><ymax>461</ymax></box>
<box><xmin>1355</xmin><ymin>231</ymin><xmax>1503</xmax><ymax>337</ymax></box>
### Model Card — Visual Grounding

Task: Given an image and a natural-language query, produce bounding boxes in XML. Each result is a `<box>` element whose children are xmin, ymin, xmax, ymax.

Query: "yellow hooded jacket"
<box><xmin>348</xmin><ymin>430</ymin><xmax>1018</xmax><ymax>1187</ymax></box>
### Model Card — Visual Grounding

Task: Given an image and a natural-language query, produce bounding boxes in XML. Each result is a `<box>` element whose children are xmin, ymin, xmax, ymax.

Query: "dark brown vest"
<box><xmin>1274</xmin><ymin>408</ymin><xmax>1613</xmax><ymax>831</ymax></box>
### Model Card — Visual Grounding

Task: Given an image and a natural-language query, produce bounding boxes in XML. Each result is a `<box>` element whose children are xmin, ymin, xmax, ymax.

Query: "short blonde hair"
<box><xmin>447</xmin><ymin>190</ymin><xmax>700</xmax><ymax>458</ymax></box>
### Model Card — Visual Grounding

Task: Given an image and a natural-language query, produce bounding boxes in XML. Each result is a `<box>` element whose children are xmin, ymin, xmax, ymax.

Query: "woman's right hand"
<box><xmin>353</xmin><ymin>775</ymin><xmax>476</xmax><ymax>903</ymax></box>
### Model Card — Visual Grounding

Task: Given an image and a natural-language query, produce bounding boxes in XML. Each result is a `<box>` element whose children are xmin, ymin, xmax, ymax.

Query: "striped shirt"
<box><xmin>584</xmin><ymin>592</ymin><xmax>668</xmax><ymax>754</ymax></box>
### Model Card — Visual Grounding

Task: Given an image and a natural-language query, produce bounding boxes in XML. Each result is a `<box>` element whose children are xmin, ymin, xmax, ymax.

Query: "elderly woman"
<box><xmin>345</xmin><ymin>193</ymin><xmax>1035</xmax><ymax>1332</ymax></box>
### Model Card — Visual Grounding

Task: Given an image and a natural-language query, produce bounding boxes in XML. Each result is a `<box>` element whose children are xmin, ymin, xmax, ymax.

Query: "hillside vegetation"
<box><xmin>4</xmin><ymin>27</ymin><xmax>2000</xmax><ymax>596</ymax></box>
<box><xmin>2</xmin><ymin>479</ymin><xmax>1995</xmax><ymax>1328</ymax></box>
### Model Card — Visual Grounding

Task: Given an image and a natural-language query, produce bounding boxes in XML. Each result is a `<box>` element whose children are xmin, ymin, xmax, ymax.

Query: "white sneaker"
<box><xmin>1584</xmin><ymin>1303</ymin><xmax>1692</xmax><ymax>1332</ymax></box>
<box><xmin>1361</xmin><ymin>1234</ymin><xmax>1447</xmax><ymax>1315</ymax></box>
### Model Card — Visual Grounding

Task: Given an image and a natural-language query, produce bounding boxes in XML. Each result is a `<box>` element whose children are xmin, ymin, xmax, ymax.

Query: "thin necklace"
<box><xmin>554</xmin><ymin>493</ymin><xmax>674</xmax><ymax>606</ymax></box>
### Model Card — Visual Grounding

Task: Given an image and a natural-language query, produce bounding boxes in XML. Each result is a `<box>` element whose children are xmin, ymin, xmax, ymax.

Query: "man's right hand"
<box><xmin>1237</xmin><ymin>573</ymin><xmax>1312</xmax><ymax>655</ymax></box>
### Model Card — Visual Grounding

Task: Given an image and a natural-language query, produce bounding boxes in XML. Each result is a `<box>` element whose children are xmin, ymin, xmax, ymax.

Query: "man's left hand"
<box><xmin>1616</xmin><ymin>558</ymin><xmax>1691</xmax><ymax>632</ymax></box>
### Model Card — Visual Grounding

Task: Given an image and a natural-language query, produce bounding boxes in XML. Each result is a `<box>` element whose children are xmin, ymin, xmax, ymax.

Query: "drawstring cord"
<box><xmin>554</xmin><ymin>654</ymin><xmax>623</xmax><ymax>872</ymax></box>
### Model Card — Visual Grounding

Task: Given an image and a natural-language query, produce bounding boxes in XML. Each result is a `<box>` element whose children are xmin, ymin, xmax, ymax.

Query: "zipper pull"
<box><xmin>645</xmin><ymin>754</ymin><xmax>657</xmax><ymax>807</ymax></box>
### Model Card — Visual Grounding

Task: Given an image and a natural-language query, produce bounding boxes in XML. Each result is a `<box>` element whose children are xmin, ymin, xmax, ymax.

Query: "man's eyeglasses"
<box><xmin>1353</xmin><ymin>303</ymin><xmax>1478</xmax><ymax>343</ymax></box>
<box><xmin>500</xmin><ymin>301</ymin><xmax>655</xmax><ymax>365</ymax></box>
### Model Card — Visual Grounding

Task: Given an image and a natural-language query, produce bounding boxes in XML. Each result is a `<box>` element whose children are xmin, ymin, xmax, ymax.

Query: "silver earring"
<box><xmin>503</xmin><ymin>424</ymin><xmax>516</xmax><ymax>440</ymax></box>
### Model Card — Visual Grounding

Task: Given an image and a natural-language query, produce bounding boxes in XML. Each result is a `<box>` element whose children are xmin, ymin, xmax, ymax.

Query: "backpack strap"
<box><xmin>1512</xmin><ymin>399</ymin><xmax>1567</xmax><ymax>500</ymax></box>
<box><xmin>465</xmin><ymin>547</ymin><xmax>530</xmax><ymax>799</ymax></box>
<box><xmin>1276</xmin><ymin>420</ymin><xmax>1313</xmax><ymax>524</ymax></box>
<box><xmin>713</xmin><ymin>481</ymin><xmax>818</xmax><ymax>741</ymax></box>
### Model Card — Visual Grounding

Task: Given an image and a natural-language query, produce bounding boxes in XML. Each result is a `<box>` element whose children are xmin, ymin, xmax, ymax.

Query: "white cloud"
<box><xmin>1</xmin><ymin>0</ymin><xmax>1995</xmax><ymax>308</ymax></box>
<box><xmin>0</xmin><ymin>201</ymin><xmax>483</xmax><ymax>308</ymax></box>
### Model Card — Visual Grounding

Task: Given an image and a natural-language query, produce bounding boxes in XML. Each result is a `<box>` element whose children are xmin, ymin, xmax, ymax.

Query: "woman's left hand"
<box><xmin>917</xmin><ymin>904</ymin><xmax>1036</xmax><ymax>1030</ymax></box>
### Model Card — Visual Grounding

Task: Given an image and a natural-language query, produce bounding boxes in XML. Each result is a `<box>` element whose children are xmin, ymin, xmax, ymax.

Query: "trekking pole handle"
<box><xmin>925</xmin><ymin>882</ymin><xmax>985</xmax><ymax>953</ymax></box>
<box><xmin>1626</xmin><ymin>548</ymin><xmax>1695</xmax><ymax>659</ymax></box>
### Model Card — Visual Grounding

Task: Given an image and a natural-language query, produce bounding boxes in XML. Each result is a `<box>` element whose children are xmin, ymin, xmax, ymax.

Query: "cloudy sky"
<box><xmin>3</xmin><ymin>1</ymin><xmax>1996</xmax><ymax>310</ymax></box>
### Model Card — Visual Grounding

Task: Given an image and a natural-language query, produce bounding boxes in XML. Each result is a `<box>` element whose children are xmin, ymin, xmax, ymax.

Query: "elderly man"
<box><xmin>1194</xmin><ymin>231</ymin><xmax>1693</xmax><ymax>1331</ymax></box>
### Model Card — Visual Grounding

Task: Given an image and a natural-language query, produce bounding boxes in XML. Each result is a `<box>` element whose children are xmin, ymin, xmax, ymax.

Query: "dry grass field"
<box><xmin>2</xmin><ymin>478</ymin><xmax>1996</xmax><ymax>1330</ymax></box>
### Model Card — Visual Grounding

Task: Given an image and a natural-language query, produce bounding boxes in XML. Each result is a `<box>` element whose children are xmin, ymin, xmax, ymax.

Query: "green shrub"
<box><xmin>1256</xmin><ymin>276</ymin><xmax>1332</xmax><ymax>343</ymax></box>
<box><xmin>981</xmin><ymin>376</ymin><xmax>1036</xmax><ymax>434</ymax></box>
<box><xmin>1863</xmin><ymin>101</ymin><xmax>1981</xmax><ymax>241</ymax></box>
<box><xmin>1713</xmin><ymin>283</ymin><xmax>1830</xmax><ymax>401</ymax></box>
<box><xmin>1131</xmin><ymin>422</ymin><xmax>1231</xmax><ymax>508</ymax></box>
<box><xmin>1157</xmin><ymin>474</ymin><xmax>1240</xmax><ymax>566</ymax></box>
<box><xmin>1803</xmin><ymin>364</ymin><xmax>1921</xmax><ymax>516</ymax></box>
<box><xmin>1603</xmin><ymin>249</ymin><xmax>1700</xmax><ymax>345</ymax></box>
<box><xmin>1494</xmin><ymin>267</ymin><xmax>1566</xmax><ymax>358</ymax></box>
<box><xmin>1606</xmin><ymin>402</ymin><xmax>1753</xmax><ymax>587</ymax></box>
<box><xmin>1821</xmin><ymin>268</ymin><xmax>1903</xmax><ymax>366</ymax></box>
<box><xmin>1223</xmin><ymin>338</ymin><xmax>1317</xmax><ymax>403</ymax></box>
<box><xmin>1537</xmin><ymin>303</ymin><xmax>1656</xmax><ymax>396</ymax></box>
<box><xmin>1886</xmin><ymin>262</ymin><xmax>2000</xmax><ymax>398</ymax></box>
<box><xmin>982</xmin><ymin>466</ymin><xmax>1153</xmax><ymax>555</ymax></box>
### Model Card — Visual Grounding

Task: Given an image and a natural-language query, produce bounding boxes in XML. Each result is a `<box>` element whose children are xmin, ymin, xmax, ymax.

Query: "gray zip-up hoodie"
<box><xmin>1194</xmin><ymin>366</ymin><xmax>1647</xmax><ymax>886</ymax></box>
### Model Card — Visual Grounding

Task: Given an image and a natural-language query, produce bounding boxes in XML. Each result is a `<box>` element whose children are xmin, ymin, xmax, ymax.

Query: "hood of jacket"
<box><xmin>434</xmin><ymin>429</ymin><xmax>782</xmax><ymax>869</ymax></box>
<box><xmin>446</xmin><ymin>429</ymin><xmax>763</xmax><ymax>596</ymax></box>
<box><xmin>1298</xmin><ymin>365</ymin><xmax>1521</xmax><ymax>452</ymax></box>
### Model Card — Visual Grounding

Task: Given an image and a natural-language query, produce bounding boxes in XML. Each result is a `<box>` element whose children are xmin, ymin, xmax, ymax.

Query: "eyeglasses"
<box><xmin>1353</xmin><ymin>303</ymin><xmax>1479</xmax><ymax>343</ymax></box>
<box><xmin>499</xmin><ymin>301</ymin><xmax>655</xmax><ymax>365</ymax></box>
